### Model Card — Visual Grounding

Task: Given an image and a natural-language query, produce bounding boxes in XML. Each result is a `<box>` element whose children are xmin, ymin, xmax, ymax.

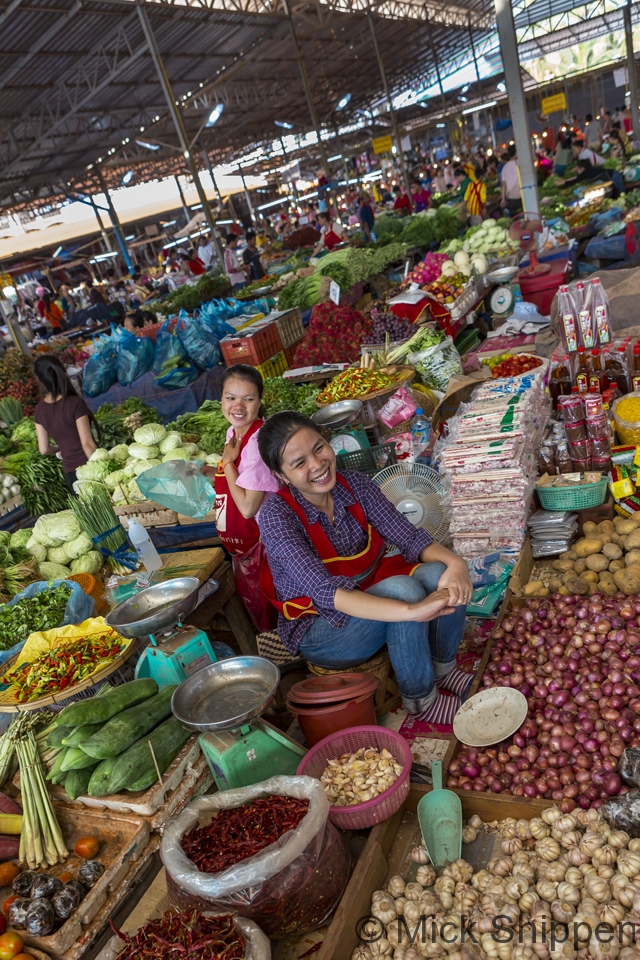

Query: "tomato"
<box><xmin>1</xmin><ymin>898</ymin><xmax>16</xmax><ymax>918</ymax></box>
<box><xmin>59</xmin><ymin>872</ymin><xmax>74</xmax><ymax>884</ymax></box>
<box><xmin>74</xmin><ymin>836</ymin><xmax>99</xmax><ymax>859</ymax></box>
<box><xmin>0</xmin><ymin>932</ymin><xmax>23</xmax><ymax>960</ymax></box>
<box><xmin>13</xmin><ymin>954</ymin><xmax>36</xmax><ymax>960</ymax></box>
<box><xmin>0</xmin><ymin>866</ymin><xmax>19</xmax><ymax>889</ymax></box>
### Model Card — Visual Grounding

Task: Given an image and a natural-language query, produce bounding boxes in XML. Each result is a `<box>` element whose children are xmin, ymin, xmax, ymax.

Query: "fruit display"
<box><xmin>404</xmin><ymin>251</ymin><xmax>450</xmax><ymax>286</ymax></box>
<box><xmin>482</xmin><ymin>353</ymin><xmax>544</xmax><ymax>378</ymax></box>
<box><xmin>369</xmin><ymin>309</ymin><xmax>415</xmax><ymax>344</ymax></box>
<box><xmin>423</xmin><ymin>274</ymin><xmax>467</xmax><ymax>304</ymax></box>
<box><xmin>0</xmin><ymin>356</ymin><xmax>38</xmax><ymax>418</ymax></box>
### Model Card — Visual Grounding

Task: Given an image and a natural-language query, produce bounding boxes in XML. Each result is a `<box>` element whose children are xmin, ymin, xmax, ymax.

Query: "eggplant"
<box><xmin>9</xmin><ymin>898</ymin><xmax>31</xmax><ymax>929</ymax></box>
<box><xmin>12</xmin><ymin>870</ymin><xmax>37</xmax><ymax>897</ymax></box>
<box><xmin>0</xmin><ymin>792</ymin><xmax>21</xmax><ymax>815</ymax></box>
<box><xmin>0</xmin><ymin>836</ymin><xmax>20</xmax><ymax>860</ymax></box>
<box><xmin>31</xmin><ymin>874</ymin><xmax>63</xmax><ymax>900</ymax></box>
<box><xmin>78</xmin><ymin>860</ymin><xmax>104</xmax><ymax>888</ymax></box>
<box><xmin>52</xmin><ymin>884</ymin><xmax>81</xmax><ymax>920</ymax></box>
<box><xmin>26</xmin><ymin>898</ymin><xmax>55</xmax><ymax>937</ymax></box>
<box><xmin>65</xmin><ymin>880</ymin><xmax>87</xmax><ymax>902</ymax></box>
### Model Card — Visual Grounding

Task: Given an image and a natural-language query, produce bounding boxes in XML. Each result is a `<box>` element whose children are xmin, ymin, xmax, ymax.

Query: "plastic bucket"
<box><xmin>286</xmin><ymin>673</ymin><xmax>379</xmax><ymax>747</ymax></box>
<box><xmin>518</xmin><ymin>258</ymin><xmax>569</xmax><ymax>316</ymax></box>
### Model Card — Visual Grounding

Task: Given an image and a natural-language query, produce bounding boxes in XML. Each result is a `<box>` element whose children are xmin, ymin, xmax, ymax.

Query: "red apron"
<box><xmin>215</xmin><ymin>419</ymin><xmax>276</xmax><ymax>632</ymax></box>
<box><xmin>261</xmin><ymin>474</ymin><xmax>418</xmax><ymax>620</ymax></box>
<box><xmin>324</xmin><ymin>230</ymin><xmax>342</xmax><ymax>250</ymax></box>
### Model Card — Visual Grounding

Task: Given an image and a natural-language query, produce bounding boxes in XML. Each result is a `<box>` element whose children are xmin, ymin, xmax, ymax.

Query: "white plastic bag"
<box><xmin>106</xmin><ymin>913</ymin><xmax>271</xmax><ymax>960</ymax></box>
<box><xmin>161</xmin><ymin>775</ymin><xmax>351</xmax><ymax>938</ymax></box>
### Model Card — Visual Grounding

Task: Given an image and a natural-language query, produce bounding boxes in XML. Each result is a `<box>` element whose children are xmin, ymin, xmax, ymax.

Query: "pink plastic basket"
<box><xmin>296</xmin><ymin>725</ymin><xmax>412</xmax><ymax>830</ymax></box>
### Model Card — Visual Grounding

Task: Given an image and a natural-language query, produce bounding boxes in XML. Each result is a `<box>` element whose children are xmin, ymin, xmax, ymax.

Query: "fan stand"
<box><xmin>510</xmin><ymin>212</ymin><xmax>552</xmax><ymax>279</ymax></box>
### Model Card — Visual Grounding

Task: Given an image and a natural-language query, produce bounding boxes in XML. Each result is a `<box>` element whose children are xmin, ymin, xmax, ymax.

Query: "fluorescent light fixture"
<box><xmin>206</xmin><ymin>103</ymin><xmax>224</xmax><ymax>127</ymax></box>
<box><xmin>362</xmin><ymin>170</ymin><xmax>383</xmax><ymax>181</ymax></box>
<box><xmin>191</xmin><ymin>204</ymin><xmax>203</xmax><ymax>210</ymax></box>
<box><xmin>275</xmin><ymin>120</ymin><xmax>294</xmax><ymax>129</ymax></box>
<box><xmin>125</xmin><ymin>234</ymin><xmax>136</xmax><ymax>241</ymax></box>
<box><xmin>462</xmin><ymin>100</ymin><xmax>497</xmax><ymax>115</ymax></box>
<box><xmin>296</xmin><ymin>190</ymin><xmax>318</xmax><ymax>201</ymax></box>
<box><xmin>436</xmin><ymin>123</ymin><xmax>446</xmax><ymax>128</ymax></box>
<box><xmin>121</xmin><ymin>170</ymin><xmax>134</xmax><ymax>185</ymax></box>
<box><xmin>257</xmin><ymin>197</ymin><xmax>291</xmax><ymax>210</ymax></box>
<box><xmin>136</xmin><ymin>139</ymin><xmax>160</xmax><ymax>151</ymax></box>
<box><xmin>328</xmin><ymin>154</ymin><xmax>342</xmax><ymax>161</ymax></box>
<box><xmin>462</xmin><ymin>84</ymin><xmax>470</xmax><ymax>93</ymax></box>
<box><xmin>336</xmin><ymin>93</ymin><xmax>352</xmax><ymax>111</ymax></box>
<box><xmin>89</xmin><ymin>251</ymin><xmax>119</xmax><ymax>263</ymax></box>
<box><xmin>161</xmin><ymin>219</ymin><xmax>177</xmax><ymax>226</ymax></box>
<box><xmin>217</xmin><ymin>219</ymin><xmax>233</xmax><ymax>224</ymax></box>
<box><xmin>52</xmin><ymin>245</ymin><xmax>63</xmax><ymax>258</ymax></box>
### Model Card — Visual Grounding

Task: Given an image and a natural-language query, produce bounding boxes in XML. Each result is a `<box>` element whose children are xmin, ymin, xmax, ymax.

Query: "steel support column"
<box><xmin>201</xmin><ymin>147</ymin><xmax>225</xmax><ymax>264</ymax></box>
<box><xmin>367</xmin><ymin>8</ymin><xmax>413</xmax><ymax>206</ymax></box>
<box><xmin>425</xmin><ymin>5</ymin><xmax>451</xmax><ymax>153</ymax></box>
<box><xmin>88</xmin><ymin>194</ymin><xmax>113</xmax><ymax>255</ymax></box>
<box><xmin>625</xmin><ymin>0</ymin><xmax>640</xmax><ymax>140</ymax></box>
<box><xmin>95</xmin><ymin>168</ymin><xmax>134</xmax><ymax>274</ymax></box>
<box><xmin>136</xmin><ymin>0</ymin><xmax>218</xmax><ymax>239</ymax></box>
<box><xmin>494</xmin><ymin>0</ymin><xmax>539</xmax><ymax>213</ymax></box>
<box><xmin>174</xmin><ymin>174</ymin><xmax>191</xmax><ymax>227</ymax></box>
<box><xmin>240</xmin><ymin>172</ymin><xmax>255</xmax><ymax>222</ymax></box>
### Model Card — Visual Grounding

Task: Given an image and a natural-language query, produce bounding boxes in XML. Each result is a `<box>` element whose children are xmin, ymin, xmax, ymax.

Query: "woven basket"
<box><xmin>68</xmin><ymin>573</ymin><xmax>108</xmax><ymax>616</ymax></box>
<box><xmin>307</xmin><ymin>650</ymin><xmax>391</xmax><ymax>687</ymax></box>
<box><xmin>375</xmin><ymin>385</ymin><xmax>437</xmax><ymax>441</ymax></box>
<box><xmin>315</xmin><ymin>365</ymin><xmax>415</xmax><ymax>408</ymax></box>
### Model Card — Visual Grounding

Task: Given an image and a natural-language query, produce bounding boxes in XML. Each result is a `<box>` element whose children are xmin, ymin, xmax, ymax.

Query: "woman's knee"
<box><xmin>413</xmin><ymin>562</ymin><xmax>447</xmax><ymax>593</ymax></box>
<box><xmin>367</xmin><ymin>575</ymin><xmax>427</xmax><ymax>603</ymax></box>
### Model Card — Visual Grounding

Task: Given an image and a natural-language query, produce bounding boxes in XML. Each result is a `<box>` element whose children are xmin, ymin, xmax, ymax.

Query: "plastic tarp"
<box><xmin>83</xmin><ymin>365</ymin><xmax>226</xmax><ymax>422</ymax></box>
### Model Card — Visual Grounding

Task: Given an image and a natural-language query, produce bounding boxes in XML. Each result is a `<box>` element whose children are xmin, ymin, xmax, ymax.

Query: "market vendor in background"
<box><xmin>224</xmin><ymin>234</ymin><xmax>246</xmax><ymax>291</ymax></box>
<box><xmin>392</xmin><ymin>184</ymin><xmax>412</xmax><ymax>213</ymax></box>
<box><xmin>556</xmin><ymin>157</ymin><xmax>620</xmax><ymax>197</ymax></box>
<box><xmin>463</xmin><ymin>167</ymin><xmax>487</xmax><ymax>225</ymax></box>
<box><xmin>200</xmin><ymin>364</ymin><xmax>279</xmax><ymax>631</ymax></box>
<box><xmin>242</xmin><ymin>229</ymin><xmax>266</xmax><ymax>282</ymax></box>
<box><xmin>358</xmin><ymin>193</ymin><xmax>376</xmax><ymax>242</ymax></box>
<box><xmin>312</xmin><ymin>212</ymin><xmax>343</xmax><ymax>256</ymax></box>
<box><xmin>33</xmin><ymin>355</ymin><xmax>97</xmax><ymax>491</ymax></box>
<box><xmin>257</xmin><ymin>412</ymin><xmax>472</xmax><ymax>723</ymax></box>
<box><xmin>411</xmin><ymin>180</ymin><xmax>431</xmax><ymax>213</ymax></box>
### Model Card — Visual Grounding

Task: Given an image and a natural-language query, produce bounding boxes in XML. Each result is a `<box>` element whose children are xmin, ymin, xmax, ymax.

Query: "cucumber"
<box><xmin>61</xmin><ymin>746</ymin><xmax>100</xmax><ymax>772</ymax></box>
<box><xmin>81</xmin><ymin>685</ymin><xmax>177</xmax><ymax>760</ymax></box>
<box><xmin>46</xmin><ymin>726</ymin><xmax>73</xmax><ymax>748</ymax></box>
<box><xmin>47</xmin><ymin>748</ymin><xmax>68</xmax><ymax>783</ymax></box>
<box><xmin>87</xmin><ymin>756</ymin><xmax>120</xmax><ymax>797</ymax></box>
<box><xmin>64</xmin><ymin>764</ymin><xmax>99</xmax><ymax>801</ymax></box>
<box><xmin>55</xmin><ymin>679</ymin><xmax>158</xmax><ymax>728</ymax></box>
<box><xmin>109</xmin><ymin>717</ymin><xmax>191</xmax><ymax>794</ymax></box>
<box><xmin>61</xmin><ymin>722</ymin><xmax>103</xmax><ymax>747</ymax></box>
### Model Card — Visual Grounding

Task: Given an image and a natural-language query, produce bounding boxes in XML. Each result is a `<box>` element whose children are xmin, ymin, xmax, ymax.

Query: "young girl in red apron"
<box><xmin>201</xmin><ymin>365</ymin><xmax>279</xmax><ymax>631</ymax></box>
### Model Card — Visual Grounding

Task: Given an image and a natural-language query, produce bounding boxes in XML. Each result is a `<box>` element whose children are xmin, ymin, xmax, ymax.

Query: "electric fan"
<box><xmin>509</xmin><ymin>213</ymin><xmax>551</xmax><ymax>279</ymax></box>
<box><xmin>373</xmin><ymin>462</ymin><xmax>448</xmax><ymax>542</ymax></box>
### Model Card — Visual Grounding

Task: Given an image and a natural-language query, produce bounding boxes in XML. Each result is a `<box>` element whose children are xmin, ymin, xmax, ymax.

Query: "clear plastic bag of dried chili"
<box><xmin>160</xmin><ymin>776</ymin><xmax>351</xmax><ymax>940</ymax></box>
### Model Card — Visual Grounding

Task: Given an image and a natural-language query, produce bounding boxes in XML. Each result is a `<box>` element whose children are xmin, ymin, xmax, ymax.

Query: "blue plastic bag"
<box><xmin>154</xmin><ymin>319</ymin><xmax>187</xmax><ymax>374</ymax></box>
<box><xmin>112</xmin><ymin>324</ymin><xmax>154</xmax><ymax>386</ymax></box>
<box><xmin>0</xmin><ymin>579</ymin><xmax>96</xmax><ymax>666</ymax></box>
<box><xmin>176</xmin><ymin>311</ymin><xmax>221</xmax><ymax>371</ymax></box>
<box><xmin>82</xmin><ymin>343</ymin><xmax>118</xmax><ymax>397</ymax></box>
<box><xmin>199</xmin><ymin>301</ymin><xmax>235</xmax><ymax>338</ymax></box>
<box><xmin>153</xmin><ymin>319</ymin><xmax>199</xmax><ymax>389</ymax></box>
<box><xmin>137</xmin><ymin>460</ymin><xmax>215</xmax><ymax>519</ymax></box>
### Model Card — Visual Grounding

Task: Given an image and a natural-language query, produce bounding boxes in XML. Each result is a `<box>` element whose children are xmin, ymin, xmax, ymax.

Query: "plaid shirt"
<box><xmin>258</xmin><ymin>470</ymin><xmax>433</xmax><ymax>654</ymax></box>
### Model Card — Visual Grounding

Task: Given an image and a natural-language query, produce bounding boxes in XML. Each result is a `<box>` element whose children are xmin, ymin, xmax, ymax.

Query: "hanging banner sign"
<box><xmin>372</xmin><ymin>135</ymin><xmax>393</xmax><ymax>155</ymax></box>
<box><xmin>541</xmin><ymin>93</ymin><xmax>567</xmax><ymax>115</ymax></box>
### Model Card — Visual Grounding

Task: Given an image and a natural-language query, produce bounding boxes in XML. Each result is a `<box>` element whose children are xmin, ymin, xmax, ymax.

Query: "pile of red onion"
<box><xmin>448</xmin><ymin>592</ymin><xmax>640</xmax><ymax>811</ymax></box>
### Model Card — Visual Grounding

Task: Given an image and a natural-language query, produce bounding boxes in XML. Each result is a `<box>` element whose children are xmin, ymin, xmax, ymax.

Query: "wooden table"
<box><xmin>159</xmin><ymin>547</ymin><xmax>258</xmax><ymax>657</ymax></box>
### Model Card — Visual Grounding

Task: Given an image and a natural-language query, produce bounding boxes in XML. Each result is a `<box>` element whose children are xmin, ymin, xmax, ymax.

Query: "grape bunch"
<box><xmin>370</xmin><ymin>309</ymin><xmax>415</xmax><ymax>344</ymax></box>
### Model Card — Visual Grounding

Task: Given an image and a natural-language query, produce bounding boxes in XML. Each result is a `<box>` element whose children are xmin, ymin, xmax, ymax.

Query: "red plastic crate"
<box><xmin>220</xmin><ymin>319</ymin><xmax>282</xmax><ymax>367</ymax></box>
<box><xmin>284</xmin><ymin>338</ymin><xmax>305</xmax><ymax>367</ymax></box>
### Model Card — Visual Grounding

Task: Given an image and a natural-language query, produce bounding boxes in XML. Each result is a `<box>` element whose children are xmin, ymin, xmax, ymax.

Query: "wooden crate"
<box><xmin>177</xmin><ymin>508</ymin><xmax>216</xmax><ymax>525</ymax></box>
<box><xmin>114</xmin><ymin>501</ymin><xmax>178</xmax><ymax>528</ymax></box>
<box><xmin>317</xmin><ymin>787</ymin><xmax>551</xmax><ymax>960</ymax></box>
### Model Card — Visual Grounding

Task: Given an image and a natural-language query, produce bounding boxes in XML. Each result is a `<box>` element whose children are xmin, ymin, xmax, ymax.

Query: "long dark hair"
<box><xmin>33</xmin><ymin>355</ymin><xmax>101</xmax><ymax>441</ymax></box>
<box><xmin>258</xmin><ymin>411</ymin><xmax>325</xmax><ymax>474</ymax></box>
<box><xmin>221</xmin><ymin>364</ymin><xmax>265</xmax><ymax>418</ymax></box>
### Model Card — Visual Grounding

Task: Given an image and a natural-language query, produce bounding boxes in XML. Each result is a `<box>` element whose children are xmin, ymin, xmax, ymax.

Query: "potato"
<box><xmin>615</xmin><ymin>518</ymin><xmax>637</xmax><ymax>536</ymax></box>
<box><xmin>558</xmin><ymin>585</ymin><xmax>570</xmax><ymax>595</ymax></box>
<box><xmin>627</xmin><ymin>549</ymin><xmax>640</xmax><ymax>566</ymax></box>
<box><xmin>574</xmin><ymin>538</ymin><xmax>604</xmax><ymax>558</ymax></box>
<box><xmin>602</xmin><ymin>543</ymin><xmax>623</xmax><ymax>560</ymax></box>
<box><xmin>610</xmin><ymin>534</ymin><xmax>625</xmax><ymax>546</ymax></box>
<box><xmin>524</xmin><ymin>580</ymin><xmax>545</xmax><ymax>596</ymax></box>
<box><xmin>587</xmin><ymin>581</ymin><xmax>600</xmax><ymax>595</ymax></box>
<box><xmin>574</xmin><ymin>558</ymin><xmax>587</xmax><ymax>574</ymax></box>
<box><xmin>610</xmin><ymin>559</ymin><xmax>626</xmax><ymax>572</ymax></box>
<box><xmin>549</xmin><ymin>577</ymin><xmax>564</xmax><ymax>592</ymax></box>
<box><xmin>563</xmin><ymin>576</ymin><xmax>590</xmax><ymax>595</ymax></box>
<box><xmin>614</xmin><ymin>564</ymin><xmax>640</xmax><ymax>595</ymax></box>
<box><xmin>586</xmin><ymin>554</ymin><xmax>609</xmax><ymax>572</ymax></box>
<box><xmin>583</xmin><ymin>521</ymin><xmax>598</xmax><ymax>535</ymax></box>
<box><xmin>600</xmin><ymin>581</ymin><xmax>619</xmax><ymax>596</ymax></box>
<box><xmin>582</xmin><ymin>570</ymin><xmax>599</xmax><ymax>582</ymax></box>
<box><xmin>597</xmin><ymin>520</ymin><xmax>615</xmax><ymax>535</ymax></box>
<box><xmin>625</xmin><ymin>528</ymin><xmax>640</xmax><ymax>551</ymax></box>
<box><xmin>560</xmin><ymin>550</ymin><xmax>577</xmax><ymax>562</ymax></box>
<box><xmin>599</xmin><ymin>570</ymin><xmax>615</xmax><ymax>583</ymax></box>
<box><xmin>552</xmin><ymin>559</ymin><xmax>575</xmax><ymax>572</ymax></box>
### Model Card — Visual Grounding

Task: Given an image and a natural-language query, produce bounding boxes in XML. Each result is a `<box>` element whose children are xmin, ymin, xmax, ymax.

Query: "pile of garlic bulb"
<box><xmin>352</xmin><ymin>806</ymin><xmax>640</xmax><ymax>960</ymax></box>
<box><xmin>320</xmin><ymin>746</ymin><xmax>404</xmax><ymax>806</ymax></box>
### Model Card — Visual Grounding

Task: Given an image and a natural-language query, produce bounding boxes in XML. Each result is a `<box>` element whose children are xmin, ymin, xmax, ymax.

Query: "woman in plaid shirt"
<box><xmin>258</xmin><ymin>412</ymin><xmax>471</xmax><ymax>723</ymax></box>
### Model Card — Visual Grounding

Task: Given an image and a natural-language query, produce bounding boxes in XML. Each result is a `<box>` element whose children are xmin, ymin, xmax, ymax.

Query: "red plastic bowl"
<box><xmin>296</xmin><ymin>724</ymin><xmax>412</xmax><ymax>829</ymax></box>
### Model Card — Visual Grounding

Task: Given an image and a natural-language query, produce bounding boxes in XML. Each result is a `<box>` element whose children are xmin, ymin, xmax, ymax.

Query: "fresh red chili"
<box><xmin>110</xmin><ymin>909</ymin><xmax>245</xmax><ymax>960</ymax></box>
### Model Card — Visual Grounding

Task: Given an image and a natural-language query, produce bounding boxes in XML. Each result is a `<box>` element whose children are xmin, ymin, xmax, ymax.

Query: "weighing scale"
<box><xmin>172</xmin><ymin>657</ymin><xmax>306</xmax><ymax>790</ymax></box>
<box><xmin>106</xmin><ymin>577</ymin><xmax>219</xmax><ymax>688</ymax></box>
<box><xmin>311</xmin><ymin>398</ymin><xmax>370</xmax><ymax>454</ymax></box>
<box><xmin>486</xmin><ymin>264</ymin><xmax>521</xmax><ymax>318</ymax></box>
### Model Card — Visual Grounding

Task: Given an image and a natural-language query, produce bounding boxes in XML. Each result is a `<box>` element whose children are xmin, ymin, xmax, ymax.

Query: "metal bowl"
<box><xmin>106</xmin><ymin>576</ymin><xmax>201</xmax><ymax>639</ymax></box>
<box><xmin>312</xmin><ymin>399</ymin><xmax>363</xmax><ymax>430</ymax></box>
<box><xmin>486</xmin><ymin>265</ymin><xmax>519</xmax><ymax>283</ymax></box>
<box><xmin>171</xmin><ymin>656</ymin><xmax>281</xmax><ymax>732</ymax></box>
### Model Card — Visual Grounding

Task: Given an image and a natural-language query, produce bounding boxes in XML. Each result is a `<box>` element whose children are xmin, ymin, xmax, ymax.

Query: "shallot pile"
<box><xmin>449</xmin><ymin>593</ymin><xmax>640</xmax><ymax>807</ymax></box>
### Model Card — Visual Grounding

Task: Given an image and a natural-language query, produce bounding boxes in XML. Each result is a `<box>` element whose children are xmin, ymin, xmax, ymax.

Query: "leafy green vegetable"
<box><xmin>0</xmin><ymin>584</ymin><xmax>72</xmax><ymax>652</ymax></box>
<box><xmin>11</xmin><ymin>418</ymin><xmax>38</xmax><ymax>451</ymax></box>
<box><xmin>262</xmin><ymin>379</ymin><xmax>320</xmax><ymax>417</ymax></box>
<box><xmin>18</xmin><ymin>455</ymin><xmax>70</xmax><ymax>517</ymax></box>
<box><xmin>400</xmin><ymin>207</ymin><xmax>461</xmax><ymax>247</ymax></box>
<box><xmin>167</xmin><ymin>400</ymin><xmax>229</xmax><ymax>456</ymax></box>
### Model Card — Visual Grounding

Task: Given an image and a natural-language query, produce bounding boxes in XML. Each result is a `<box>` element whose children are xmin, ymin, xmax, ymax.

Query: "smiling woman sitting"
<box><xmin>257</xmin><ymin>411</ymin><xmax>472</xmax><ymax>722</ymax></box>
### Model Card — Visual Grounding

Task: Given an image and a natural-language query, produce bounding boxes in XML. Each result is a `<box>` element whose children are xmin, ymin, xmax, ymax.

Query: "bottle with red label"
<box><xmin>577</xmin><ymin>281</ymin><xmax>596</xmax><ymax>350</ymax></box>
<box><xmin>575</xmin><ymin>346</ymin><xmax>591</xmax><ymax>393</ymax></box>
<box><xmin>632</xmin><ymin>346</ymin><xmax>640</xmax><ymax>393</ymax></box>
<box><xmin>557</xmin><ymin>285</ymin><xmax>579</xmax><ymax>354</ymax></box>
<box><xmin>591</xmin><ymin>277</ymin><xmax>612</xmax><ymax>346</ymax></box>
<box><xmin>589</xmin><ymin>348</ymin><xmax>608</xmax><ymax>393</ymax></box>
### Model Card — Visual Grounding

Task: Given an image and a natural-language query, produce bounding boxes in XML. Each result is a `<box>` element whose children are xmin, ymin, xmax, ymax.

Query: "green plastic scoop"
<box><xmin>416</xmin><ymin>760</ymin><xmax>462</xmax><ymax>869</ymax></box>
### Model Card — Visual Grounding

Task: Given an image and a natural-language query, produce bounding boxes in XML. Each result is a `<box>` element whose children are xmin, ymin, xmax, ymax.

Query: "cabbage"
<box><xmin>47</xmin><ymin>544</ymin><xmax>72</xmax><ymax>565</ymax></box>
<box><xmin>109</xmin><ymin>444</ymin><xmax>130</xmax><ymax>463</ymax></box>
<box><xmin>123</xmin><ymin>462</ymin><xmax>138</xmax><ymax>478</ymax></box>
<box><xmin>205</xmin><ymin>454</ymin><xmax>222</xmax><ymax>466</ymax></box>
<box><xmin>182</xmin><ymin>443</ymin><xmax>198</xmax><ymax>456</ymax></box>
<box><xmin>104</xmin><ymin>469</ymin><xmax>129</xmax><ymax>491</ymax></box>
<box><xmin>26</xmin><ymin>537</ymin><xmax>47</xmax><ymax>563</ymax></box>
<box><xmin>89</xmin><ymin>448</ymin><xmax>111</xmax><ymax>461</ymax></box>
<box><xmin>159</xmin><ymin>432</ymin><xmax>183</xmax><ymax>454</ymax></box>
<box><xmin>162</xmin><ymin>448</ymin><xmax>190</xmax><ymax>462</ymax></box>
<box><xmin>196</xmin><ymin>450</ymin><xmax>207</xmax><ymax>461</ymax></box>
<box><xmin>10</xmin><ymin>529</ymin><xmax>31</xmax><ymax>551</ymax></box>
<box><xmin>33</xmin><ymin>511</ymin><xmax>80</xmax><ymax>547</ymax></box>
<box><xmin>77</xmin><ymin>460</ymin><xmax>115</xmax><ymax>481</ymax></box>
<box><xmin>111</xmin><ymin>486</ymin><xmax>128</xmax><ymax>504</ymax></box>
<box><xmin>39</xmin><ymin>561</ymin><xmax>72</xmax><ymax>580</ymax></box>
<box><xmin>133</xmin><ymin>424</ymin><xmax>167</xmax><ymax>446</ymax></box>
<box><xmin>70</xmin><ymin>552</ymin><xmax>103</xmax><ymax>575</ymax></box>
<box><xmin>65</xmin><ymin>532</ymin><xmax>93</xmax><ymax>560</ymax></box>
<box><xmin>132</xmin><ymin>459</ymin><xmax>160</xmax><ymax>478</ymax></box>
<box><xmin>127</xmin><ymin>480</ymin><xmax>146</xmax><ymax>502</ymax></box>
<box><xmin>128</xmin><ymin>443</ymin><xmax>159</xmax><ymax>460</ymax></box>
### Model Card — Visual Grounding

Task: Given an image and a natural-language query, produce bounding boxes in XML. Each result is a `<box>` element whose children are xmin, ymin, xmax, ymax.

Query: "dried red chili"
<box><xmin>110</xmin><ymin>909</ymin><xmax>245</xmax><ymax>960</ymax></box>
<box><xmin>180</xmin><ymin>796</ymin><xmax>309</xmax><ymax>874</ymax></box>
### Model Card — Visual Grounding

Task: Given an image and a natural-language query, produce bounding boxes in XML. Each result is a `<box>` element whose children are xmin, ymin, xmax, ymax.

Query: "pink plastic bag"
<box><xmin>376</xmin><ymin>385</ymin><xmax>416</xmax><ymax>428</ymax></box>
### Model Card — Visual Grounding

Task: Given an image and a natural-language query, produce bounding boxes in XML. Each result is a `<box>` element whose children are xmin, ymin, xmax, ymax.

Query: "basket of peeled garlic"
<box><xmin>352</xmin><ymin>805</ymin><xmax>640</xmax><ymax>960</ymax></box>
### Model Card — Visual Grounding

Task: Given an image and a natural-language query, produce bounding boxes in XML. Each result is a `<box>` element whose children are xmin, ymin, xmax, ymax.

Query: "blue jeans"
<box><xmin>298</xmin><ymin>562</ymin><xmax>466</xmax><ymax>714</ymax></box>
